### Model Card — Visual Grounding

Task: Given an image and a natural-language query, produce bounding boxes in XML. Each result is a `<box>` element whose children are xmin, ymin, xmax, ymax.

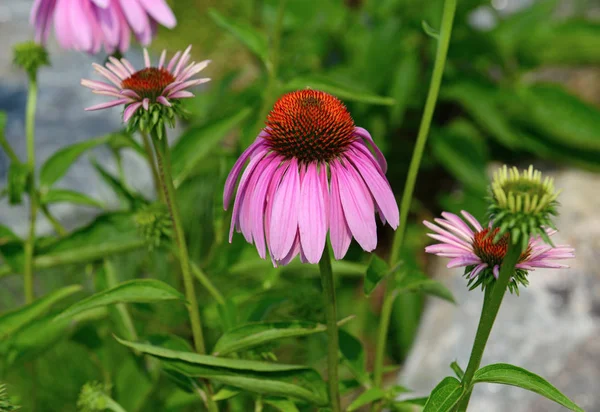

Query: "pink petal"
<box><xmin>268</xmin><ymin>158</ymin><xmax>301</xmax><ymax>260</ymax></box>
<box><xmin>69</xmin><ymin>0</ymin><xmax>93</xmax><ymax>51</ymax></box>
<box><xmin>447</xmin><ymin>256</ymin><xmax>481</xmax><ymax>268</ymax></box>
<box><xmin>138</xmin><ymin>0</ymin><xmax>177</xmax><ymax>28</ymax></box>
<box><xmin>328</xmin><ymin>163</ymin><xmax>352</xmax><ymax>259</ymax></box>
<box><xmin>355</xmin><ymin>127</ymin><xmax>387</xmax><ymax>173</ymax></box>
<box><xmin>223</xmin><ymin>136</ymin><xmax>267</xmax><ymax>209</ymax></box>
<box><xmin>277</xmin><ymin>231</ymin><xmax>301</xmax><ymax>266</ymax></box>
<box><xmin>461</xmin><ymin>210</ymin><xmax>483</xmax><ymax>232</ymax></box>
<box><xmin>142</xmin><ymin>98</ymin><xmax>150</xmax><ymax>111</ymax></box>
<box><xmin>298</xmin><ymin>162</ymin><xmax>327</xmax><ymax>264</ymax></box>
<box><xmin>119</xmin><ymin>0</ymin><xmax>149</xmax><ymax>34</ymax></box>
<box><xmin>441</xmin><ymin>212</ymin><xmax>475</xmax><ymax>240</ymax></box>
<box><xmin>123</xmin><ymin>102</ymin><xmax>143</xmax><ymax>122</ymax></box>
<box><xmin>80</xmin><ymin>79</ymin><xmax>119</xmax><ymax>93</ymax></box>
<box><xmin>470</xmin><ymin>263</ymin><xmax>488</xmax><ymax>279</ymax></box>
<box><xmin>167</xmin><ymin>90</ymin><xmax>194</xmax><ymax>99</ymax></box>
<box><xmin>250</xmin><ymin>156</ymin><xmax>282</xmax><ymax>258</ymax></box>
<box><xmin>85</xmin><ymin>98</ymin><xmax>129</xmax><ymax>111</ymax></box>
<box><xmin>157</xmin><ymin>96</ymin><xmax>171</xmax><ymax>106</ymax></box>
<box><xmin>335</xmin><ymin>159</ymin><xmax>377</xmax><ymax>252</ymax></box>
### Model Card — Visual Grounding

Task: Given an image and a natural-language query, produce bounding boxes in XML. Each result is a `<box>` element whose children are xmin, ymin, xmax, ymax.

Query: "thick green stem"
<box><xmin>152</xmin><ymin>131</ymin><xmax>206</xmax><ymax>354</ymax></box>
<box><xmin>319</xmin><ymin>246</ymin><xmax>341</xmax><ymax>412</ymax></box>
<box><xmin>456</xmin><ymin>241</ymin><xmax>523</xmax><ymax>412</ymax></box>
<box><xmin>140</xmin><ymin>132</ymin><xmax>163</xmax><ymax>202</ymax></box>
<box><xmin>151</xmin><ymin>130</ymin><xmax>217</xmax><ymax>412</ymax></box>
<box><xmin>23</xmin><ymin>76</ymin><xmax>39</xmax><ymax>303</ymax></box>
<box><xmin>372</xmin><ymin>0</ymin><xmax>458</xmax><ymax>391</ymax></box>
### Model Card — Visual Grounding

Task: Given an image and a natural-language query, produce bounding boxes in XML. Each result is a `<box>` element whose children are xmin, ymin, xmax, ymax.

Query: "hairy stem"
<box><xmin>319</xmin><ymin>246</ymin><xmax>341</xmax><ymax>412</ymax></box>
<box><xmin>23</xmin><ymin>76</ymin><xmax>39</xmax><ymax>303</ymax></box>
<box><xmin>456</xmin><ymin>241</ymin><xmax>523</xmax><ymax>411</ymax></box>
<box><xmin>372</xmin><ymin>0</ymin><xmax>458</xmax><ymax>391</ymax></box>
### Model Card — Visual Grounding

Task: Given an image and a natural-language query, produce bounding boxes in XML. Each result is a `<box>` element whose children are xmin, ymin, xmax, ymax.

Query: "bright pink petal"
<box><xmin>223</xmin><ymin>135</ymin><xmax>267</xmax><ymax>209</ymax></box>
<box><xmin>461</xmin><ymin>210</ymin><xmax>483</xmax><ymax>232</ymax></box>
<box><xmin>355</xmin><ymin>127</ymin><xmax>387</xmax><ymax>173</ymax></box>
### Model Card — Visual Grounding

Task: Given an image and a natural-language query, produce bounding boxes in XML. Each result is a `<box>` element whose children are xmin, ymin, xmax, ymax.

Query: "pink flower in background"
<box><xmin>224</xmin><ymin>90</ymin><xmax>399</xmax><ymax>266</ymax></box>
<box><xmin>30</xmin><ymin>0</ymin><xmax>176</xmax><ymax>54</ymax></box>
<box><xmin>424</xmin><ymin>210</ymin><xmax>574</xmax><ymax>290</ymax></box>
<box><xmin>81</xmin><ymin>46</ymin><xmax>210</xmax><ymax>121</ymax></box>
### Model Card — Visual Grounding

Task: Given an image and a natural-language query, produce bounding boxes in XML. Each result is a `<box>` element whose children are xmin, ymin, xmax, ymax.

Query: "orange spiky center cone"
<box><xmin>473</xmin><ymin>228</ymin><xmax>530</xmax><ymax>266</ymax></box>
<box><xmin>264</xmin><ymin>90</ymin><xmax>356</xmax><ymax>162</ymax></box>
<box><xmin>121</xmin><ymin>68</ymin><xmax>175</xmax><ymax>100</ymax></box>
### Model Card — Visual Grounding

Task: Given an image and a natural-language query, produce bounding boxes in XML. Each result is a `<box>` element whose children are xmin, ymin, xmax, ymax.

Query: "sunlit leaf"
<box><xmin>450</xmin><ymin>361</ymin><xmax>465</xmax><ymax>380</ymax></box>
<box><xmin>55</xmin><ymin>280</ymin><xmax>185</xmax><ymax>321</ymax></box>
<box><xmin>422</xmin><ymin>377</ymin><xmax>463</xmax><ymax>412</ymax></box>
<box><xmin>473</xmin><ymin>363</ymin><xmax>584</xmax><ymax>412</ymax></box>
<box><xmin>0</xmin><ymin>285</ymin><xmax>82</xmax><ymax>339</ymax></box>
<box><xmin>39</xmin><ymin>136</ymin><xmax>108</xmax><ymax>188</ymax></box>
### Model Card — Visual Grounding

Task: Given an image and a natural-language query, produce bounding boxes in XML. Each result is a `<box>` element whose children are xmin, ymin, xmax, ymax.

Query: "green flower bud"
<box><xmin>134</xmin><ymin>203</ymin><xmax>173</xmax><ymax>250</ymax></box>
<box><xmin>488</xmin><ymin>165</ymin><xmax>560</xmax><ymax>249</ymax></box>
<box><xmin>12</xmin><ymin>42</ymin><xmax>49</xmax><ymax>80</ymax></box>
<box><xmin>127</xmin><ymin>102</ymin><xmax>187</xmax><ymax>139</ymax></box>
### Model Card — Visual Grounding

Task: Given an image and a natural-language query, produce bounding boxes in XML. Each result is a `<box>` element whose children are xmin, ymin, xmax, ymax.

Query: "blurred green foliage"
<box><xmin>1</xmin><ymin>0</ymin><xmax>599</xmax><ymax>410</ymax></box>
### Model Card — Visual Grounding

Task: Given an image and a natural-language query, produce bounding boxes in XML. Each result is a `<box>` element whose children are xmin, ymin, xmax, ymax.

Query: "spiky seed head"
<box><xmin>12</xmin><ymin>41</ymin><xmax>49</xmax><ymax>79</ymax></box>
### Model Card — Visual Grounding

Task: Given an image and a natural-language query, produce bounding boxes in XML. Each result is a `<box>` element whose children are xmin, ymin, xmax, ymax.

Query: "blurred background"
<box><xmin>0</xmin><ymin>0</ymin><xmax>599</xmax><ymax>410</ymax></box>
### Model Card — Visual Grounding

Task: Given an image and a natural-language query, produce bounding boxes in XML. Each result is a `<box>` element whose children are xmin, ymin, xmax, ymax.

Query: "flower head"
<box><xmin>489</xmin><ymin>165</ymin><xmax>560</xmax><ymax>249</ymax></box>
<box><xmin>424</xmin><ymin>211</ymin><xmax>574</xmax><ymax>293</ymax></box>
<box><xmin>224</xmin><ymin>90</ymin><xmax>399</xmax><ymax>266</ymax></box>
<box><xmin>30</xmin><ymin>0</ymin><xmax>176</xmax><ymax>54</ymax></box>
<box><xmin>81</xmin><ymin>46</ymin><xmax>210</xmax><ymax>135</ymax></box>
<box><xmin>12</xmin><ymin>41</ymin><xmax>49</xmax><ymax>79</ymax></box>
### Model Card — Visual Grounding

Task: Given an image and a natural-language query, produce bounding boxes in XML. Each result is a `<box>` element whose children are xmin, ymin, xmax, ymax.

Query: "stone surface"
<box><xmin>0</xmin><ymin>0</ymin><xmax>155</xmax><ymax>236</ymax></box>
<box><xmin>400</xmin><ymin>169</ymin><xmax>600</xmax><ymax>411</ymax></box>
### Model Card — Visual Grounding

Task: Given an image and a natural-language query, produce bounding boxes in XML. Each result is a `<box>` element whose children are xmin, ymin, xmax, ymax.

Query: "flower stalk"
<box><xmin>456</xmin><ymin>240</ymin><xmax>523</xmax><ymax>411</ymax></box>
<box><xmin>318</xmin><ymin>245</ymin><xmax>341</xmax><ymax>412</ymax></box>
<box><xmin>373</xmin><ymin>0</ymin><xmax>458</xmax><ymax>390</ymax></box>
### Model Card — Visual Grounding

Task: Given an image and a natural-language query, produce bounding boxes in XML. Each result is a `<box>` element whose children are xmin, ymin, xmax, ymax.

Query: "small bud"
<box><xmin>134</xmin><ymin>203</ymin><xmax>173</xmax><ymax>250</ymax></box>
<box><xmin>488</xmin><ymin>165</ymin><xmax>560</xmax><ymax>249</ymax></box>
<box><xmin>12</xmin><ymin>41</ymin><xmax>49</xmax><ymax>79</ymax></box>
<box><xmin>77</xmin><ymin>382</ymin><xmax>109</xmax><ymax>412</ymax></box>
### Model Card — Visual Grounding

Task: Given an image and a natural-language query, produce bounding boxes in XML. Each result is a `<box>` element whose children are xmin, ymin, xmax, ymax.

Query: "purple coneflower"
<box><xmin>81</xmin><ymin>46</ymin><xmax>210</xmax><ymax>122</ymax></box>
<box><xmin>224</xmin><ymin>90</ymin><xmax>399</xmax><ymax>266</ymax></box>
<box><xmin>424</xmin><ymin>211</ymin><xmax>574</xmax><ymax>291</ymax></box>
<box><xmin>30</xmin><ymin>0</ymin><xmax>176</xmax><ymax>54</ymax></box>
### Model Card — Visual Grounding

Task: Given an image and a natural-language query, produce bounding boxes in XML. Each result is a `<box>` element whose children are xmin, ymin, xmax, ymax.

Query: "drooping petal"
<box><xmin>354</xmin><ymin>127</ymin><xmax>387</xmax><ymax>173</ymax></box>
<box><xmin>298</xmin><ymin>162</ymin><xmax>327</xmax><ymax>264</ymax></box>
<box><xmin>461</xmin><ymin>210</ymin><xmax>483</xmax><ymax>232</ymax></box>
<box><xmin>277</xmin><ymin>231</ymin><xmax>301</xmax><ymax>266</ymax></box>
<box><xmin>239</xmin><ymin>154</ymin><xmax>276</xmax><ymax>243</ymax></box>
<box><xmin>138</xmin><ymin>0</ymin><xmax>177</xmax><ymax>28</ymax></box>
<box><xmin>118</xmin><ymin>0</ymin><xmax>149</xmax><ymax>35</ymax></box>
<box><xmin>85</xmin><ymin>98</ymin><xmax>131</xmax><ymax>111</ymax></box>
<box><xmin>223</xmin><ymin>135</ymin><xmax>267</xmax><ymax>209</ymax></box>
<box><xmin>447</xmin><ymin>256</ymin><xmax>482</xmax><ymax>269</ymax></box>
<box><xmin>335</xmin><ymin>159</ymin><xmax>377</xmax><ymax>252</ymax></box>
<box><xmin>329</xmin><ymin>162</ymin><xmax>352</xmax><ymax>259</ymax></box>
<box><xmin>268</xmin><ymin>158</ymin><xmax>301</xmax><ymax>260</ymax></box>
<box><xmin>123</xmin><ymin>101</ymin><xmax>143</xmax><ymax>122</ymax></box>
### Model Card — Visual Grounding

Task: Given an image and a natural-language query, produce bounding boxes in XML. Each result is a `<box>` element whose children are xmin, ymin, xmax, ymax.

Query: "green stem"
<box><xmin>104</xmin><ymin>397</ymin><xmax>128</xmax><ymax>412</ymax></box>
<box><xmin>190</xmin><ymin>261</ymin><xmax>226</xmax><ymax>306</ymax></box>
<box><xmin>319</xmin><ymin>246</ymin><xmax>341</xmax><ymax>412</ymax></box>
<box><xmin>104</xmin><ymin>260</ymin><xmax>138</xmax><ymax>341</ymax></box>
<box><xmin>23</xmin><ymin>76</ymin><xmax>39</xmax><ymax>304</ymax></box>
<box><xmin>39</xmin><ymin>201</ymin><xmax>67</xmax><ymax>237</ymax></box>
<box><xmin>141</xmin><ymin>132</ymin><xmax>163</xmax><ymax>202</ymax></box>
<box><xmin>372</xmin><ymin>0</ymin><xmax>458</xmax><ymax>391</ymax></box>
<box><xmin>456</xmin><ymin>241</ymin><xmax>523</xmax><ymax>412</ymax></box>
<box><xmin>151</xmin><ymin>129</ymin><xmax>218</xmax><ymax>412</ymax></box>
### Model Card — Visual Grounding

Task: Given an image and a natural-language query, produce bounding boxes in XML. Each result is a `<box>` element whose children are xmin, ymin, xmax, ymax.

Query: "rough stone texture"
<box><xmin>400</xmin><ymin>169</ymin><xmax>600</xmax><ymax>411</ymax></box>
<box><xmin>0</xmin><ymin>0</ymin><xmax>154</xmax><ymax>236</ymax></box>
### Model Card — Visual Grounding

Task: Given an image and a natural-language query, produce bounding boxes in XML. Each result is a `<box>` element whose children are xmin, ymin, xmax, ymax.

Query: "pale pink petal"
<box><xmin>138</xmin><ymin>0</ymin><xmax>177</xmax><ymax>28</ymax></box>
<box><xmin>142</xmin><ymin>98</ymin><xmax>150</xmax><ymax>111</ymax></box>
<box><xmin>250</xmin><ymin>156</ymin><xmax>282</xmax><ymax>258</ymax></box>
<box><xmin>298</xmin><ymin>162</ymin><xmax>327</xmax><ymax>264</ymax></box>
<box><xmin>119</xmin><ymin>0</ymin><xmax>149</xmax><ymax>35</ymax></box>
<box><xmin>167</xmin><ymin>90</ymin><xmax>194</xmax><ymax>99</ymax></box>
<box><xmin>157</xmin><ymin>96</ymin><xmax>171</xmax><ymax>106</ymax></box>
<box><xmin>461</xmin><ymin>210</ymin><xmax>483</xmax><ymax>232</ymax></box>
<box><xmin>80</xmin><ymin>79</ymin><xmax>119</xmax><ymax>93</ymax></box>
<box><xmin>223</xmin><ymin>135</ymin><xmax>267</xmax><ymax>209</ymax></box>
<box><xmin>355</xmin><ymin>127</ymin><xmax>387</xmax><ymax>173</ymax></box>
<box><xmin>447</xmin><ymin>256</ymin><xmax>481</xmax><ymax>268</ymax></box>
<box><xmin>85</xmin><ymin>98</ymin><xmax>129</xmax><ymax>111</ymax></box>
<box><xmin>470</xmin><ymin>263</ymin><xmax>488</xmax><ymax>279</ymax></box>
<box><xmin>123</xmin><ymin>102</ymin><xmax>143</xmax><ymax>122</ymax></box>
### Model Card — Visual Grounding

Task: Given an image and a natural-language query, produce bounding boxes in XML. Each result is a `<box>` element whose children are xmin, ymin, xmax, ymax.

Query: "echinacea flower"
<box><xmin>424</xmin><ymin>211</ymin><xmax>574</xmax><ymax>292</ymax></box>
<box><xmin>224</xmin><ymin>90</ymin><xmax>399</xmax><ymax>266</ymax></box>
<box><xmin>81</xmin><ymin>46</ymin><xmax>210</xmax><ymax>125</ymax></box>
<box><xmin>30</xmin><ymin>0</ymin><xmax>176</xmax><ymax>54</ymax></box>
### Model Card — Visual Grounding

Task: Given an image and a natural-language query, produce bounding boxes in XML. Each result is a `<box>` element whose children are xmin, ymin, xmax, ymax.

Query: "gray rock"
<box><xmin>400</xmin><ymin>169</ymin><xmax>600</xmax><ymax>411</ymax></box>
<box><xmin>0</xmin><ymin>0</ymin><xmax>155</xmax><ymax>236</ymax></box>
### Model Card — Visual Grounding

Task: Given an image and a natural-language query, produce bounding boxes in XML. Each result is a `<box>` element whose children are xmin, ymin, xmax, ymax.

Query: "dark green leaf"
<box><xmin>282</xmin><ymin>76</ymin><xmax>395</xmax><ymax>106</ymax></box>
<box><xmin>0</xmin><ymin>224</ymin><xmax>19</xmax><ymax>246</ymax></box>
<box><xmin>171</xmin><ymin>109</ymin><xmax>251</xmax><ymax>187</ymax></box>
<box><xmin>396</xmin><ymin>271</ymin><xmax>456</xmax><ymax>303</ymax></box>
<box><xmin>364</xmin><ymin>255</ymin><xmax>390</xmax><ymax>296</ymax></box>
<box><xmin>473</xmin><ymin>363</ymin><xmax>584</xmax><ymax>412</ymax></box>
<box><xmin>423</xmin><ymin>377</ymin><xmax>463</xmax><ymax>412</ymax></box>
<box><xmin>41</xmin><ymin>188</ymin><xmax>104</xmax><ymax>209</ymax></box>
<box><xmin>55</xmin><ymin>279</ymin><xmax>185</xmax><ymax>321</ymax></box>
<box><xmin>39</xmin><ymin>137</ymin><xmax>108</xmax><ymax>187</ymax></box>
<box><xmin>7</xmin><ymin>161</ymin><xmax>28</xmax><ymax>205</ymax></box>
<box><xmin>518</xmin><ymin>84</ymin><xmax>600</xmax><ymax>152</ymax></box>
<box><xmin>208</xmin><ymin>9</ymin><xmax>269</xmax><ymax>65</ymax></box>
<box><xmin>347</xmin><ymin>387</ymin><xmax>386</xmax><ymax>411</ymax></box>
<box><xmin>0</xmin><ymin>285</ymin><xmax>81</xmax><ymax>339</ymax></box>
<box><xmin>339</xmin><ymin>329</ymin><xmax>369</xmax><ymax>385</ymax></box>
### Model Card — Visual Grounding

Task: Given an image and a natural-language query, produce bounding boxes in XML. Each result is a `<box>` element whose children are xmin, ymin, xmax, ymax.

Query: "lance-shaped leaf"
<box><xmin>39</xmin><ymin>136</ymin><xmax>108</xmax><ymax>188</ymax></box>
<box><xmin>55</xmin><ymin>280</ymin><xmax>185</xmax><ymax>321</ymax></box>
<box><xmin>213</xmin><ymin>317</ymin><xmax>353</xmax><ymax>356</ymax></box>
<box><xmin>347</xmin><ymin>387</ymin><xmax>386</xmax><ymax>411</ymax></box>
<box><xmin>0</xmin><ymin>285</ymin><xmax>82</xmax><ymax>339</ymax></box>
<box><xmin>41</xmin><ymin>188</ymin><xmax>104</xmax><ymax>209</ymax></box>
<box><xmin>423</xmin><ymin>377</ymin><xmax>463</xmax><ymax>412</ymax></box>
<box><xmin>473</xmin><ymin>363</ymin><xmax>584</xmax><ymax>412</ymax></box>
<box><xmin>116</xmin><ymin>337</ymin><xmax>328</xmax><ymax>406</ymax></box>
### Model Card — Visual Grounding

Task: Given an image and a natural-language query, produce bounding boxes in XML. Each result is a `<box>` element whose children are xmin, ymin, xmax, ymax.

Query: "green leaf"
<box><xmin>213</xmin><ymin>320</ymin><xmax>328</xmax><ymax>356</ymax></box>
<box><xmin>517</xmin><ymin>84</ymin><xmax>600</xmax><ymax>152</ymax></box>
<box><xmin>212</xmin><ymin>387</ymin><xmax>240</xmax><ymax>401</ymax></box>
<box><xmin>171</xmin><ymin>109</ymin><xmax>251</xmax><ymax>187</ymax></box>
<box><xmin>41</xmin><ymin>188</ymin><xmax>104</xmax><ymax>209</ymax></box>
<box><xmin>347</xmin><ymin>387</ymin><xmax>386</xmax><ymax>411</ymax></box>
<box><xmin>423</xmin><ymin>377</ymin><xmax>463</xmax><ymax>412</ymax></box>
<box><xmin>473</xmin><ymin>363</ymin><xmax>584</xmax><ymax>412</ymax></box>
<box><xmin>116</xmin><ymin>337</ymin><xmax>328</xmax><ymax>405</ymax></box>
<box><xmin>396</xmin><ymin>271</ymin><xmax>456</xmax><ymax>304</ymax></box>
<box><xmin>364</xmin><ymin>255</ymin><xmax>390</xmax><ymax>296</ymax></box>
<box><xmin>0</xmin><ymin>224</ymin><xmax>19</xmax><ymax>245</ymax></box>
<box><xmin>450</xmin><ymin>361</ymin><xmax>465</xmax><ymax>380</ymax></box>
<box><xmin>0</xmin><ymin>285</ymin><xmax>82</xmax><ymax>339</ymax></box>
<box><xmin>208</xmin><ymin>9</ymin><xmax>269</xmax><ymax>66</ymax></box>
<box><xmin>39</xmin><ymin>137</ymin><xmax>108</xmax><ymax>187</ymax></box>
<box><xmin>282</xmin><ymin>75</ymin><xmax>396</xmax><ymax>106</ymax></box>
<box><xmin>339</xmin><ymin>329</ymin><xmax>369</xmax><ymax>385</ymax></box>
<box><xmin>91</xmin><ymin>158</ymin><xmax>145</xmax><ymax>209</ymax></box>
<box><xmin>264</xmin><ymin>398</ymin><xmax>300</xmax><ymax>412</ymax></box>
<box><xmin>7</xmin><ymin>161</ymin><xmax>29</xmax><ymax>205</ymax></box>
<box><xmin>55</xmin><ymin>279</ymin><xmax>185</xmax><ymax>321</ymax></box>
<box><xmin>422</xmin><ymin>20</ymin><xmax>440</xmax><ymax>39</ymax></box>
